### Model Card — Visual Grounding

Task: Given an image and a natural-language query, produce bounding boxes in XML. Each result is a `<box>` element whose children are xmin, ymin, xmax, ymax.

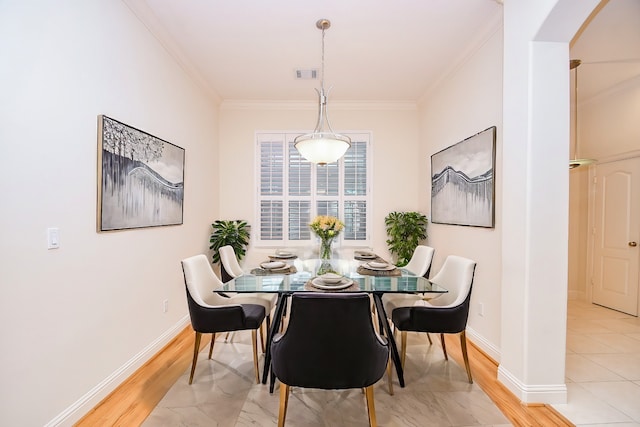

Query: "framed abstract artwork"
<box><xmin>430</xmin><ymin>126</ymin><xmax>496</xmax><ymax>228</ymax></box>
<box><xmin>97</xmin><ymin>115</ymin><xmax>185</xmax><ymax>231</ymax></box>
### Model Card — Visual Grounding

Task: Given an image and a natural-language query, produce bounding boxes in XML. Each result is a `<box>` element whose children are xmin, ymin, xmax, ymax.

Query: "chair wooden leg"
<box><xmin>400</xmin><ymin>330</ymin><xmax>407</xmax><ymax>368</ymax></box>
<box><xmin>386</xmin><ymin>355</ymin><xmax>394</xmax><ymax>396</ymax></box>
<box><xmin>189</xmin><ymin>332</ymin><xmax>202</xmax><ymax>385</ymax></box>
<box><xmin>278</xmin><ymin>383</ymin><xmax>290</xmax><ymax>427</ymax></box>
<box><xmin>252</xmin><ymin>329</ymin><xmax>260</xmax><ymax>384</ymax></box>
<box><xmin>364</xmin><ymin>385</ymin><xmax>378</xmax><ymax>427</ymax></box>
<box><xmin>460</xmin><ymin>330</ymin><xmax>473</xmax><ymax>383</ymax></box>
<box><xmin>440</xmin><ymin>333</ymin><xmax>448</xmax><ymax>360</ymax></box>
<box><xmin>260</xmin><ymin>321</ymin><xmax>266</xmax><ymax>354</ymax></box>
<box><xmin>208</xmin><ymin>333</ymin><xmax>216</xmax><ymax>359</ymax></box>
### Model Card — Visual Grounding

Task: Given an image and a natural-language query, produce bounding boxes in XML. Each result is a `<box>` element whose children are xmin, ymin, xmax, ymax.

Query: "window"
<box><xmin>256</xmin><ymin>132</ymin><xmax>371</xmax><ymax>247</ymax></box>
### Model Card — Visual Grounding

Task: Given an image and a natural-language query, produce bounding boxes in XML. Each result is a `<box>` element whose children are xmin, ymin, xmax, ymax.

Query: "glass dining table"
<box><xmin>220</xmin><ymin>256</ymin><xmax>448</xmax><ymax>392</ymax></box>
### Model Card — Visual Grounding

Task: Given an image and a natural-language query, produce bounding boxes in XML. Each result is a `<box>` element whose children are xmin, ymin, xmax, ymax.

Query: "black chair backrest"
<box><xmin>271</xmin><ymin>292</ymin><xmax>388</xmax><ymax>390</ymax></box>
<box><xmin>410</xmin><ymin>284</ymin><xmax>474</xmax><ymax>333</ymax></box>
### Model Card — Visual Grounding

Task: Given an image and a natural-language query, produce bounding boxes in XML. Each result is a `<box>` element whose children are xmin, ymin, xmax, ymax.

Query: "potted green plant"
<box><xmin>209</xmin><ymin>220</ymin><xmax>251</xmax><ymax>264</ymax></box>
<box><xmin>384</xmin><ymin>211</ymin><xmax>428</xmax><ymax>266</ymax></box>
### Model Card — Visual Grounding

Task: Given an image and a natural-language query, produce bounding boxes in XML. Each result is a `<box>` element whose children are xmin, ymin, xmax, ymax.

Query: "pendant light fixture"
<box><xmin>294</xmin><ymin>19</ymin><xmax>351</xmax><ymax>165</ymax></box>
<box><xmin>569</xmin><ymin>59</ymin><xmax>596</xmax><ymax>169</ymax></box>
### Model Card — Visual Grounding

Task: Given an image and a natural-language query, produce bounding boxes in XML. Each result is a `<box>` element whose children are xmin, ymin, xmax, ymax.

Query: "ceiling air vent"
<box><xmin>295</xmin><ymin>69</ymin><xmax>318</xmax><ymax>80</ymax></box>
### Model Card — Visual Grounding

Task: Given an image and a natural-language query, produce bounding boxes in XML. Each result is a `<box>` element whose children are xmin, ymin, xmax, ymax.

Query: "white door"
<box><xmin>592</xmin><ymin>157</ymin><xmax>640</xmax><ymax>316</ymax></box>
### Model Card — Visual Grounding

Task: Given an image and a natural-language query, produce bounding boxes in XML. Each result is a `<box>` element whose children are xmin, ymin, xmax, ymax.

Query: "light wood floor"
<box><xmin>75</xmin><ymin>327</ymin><xmax>574</xmax><ymax>426</ymax></box>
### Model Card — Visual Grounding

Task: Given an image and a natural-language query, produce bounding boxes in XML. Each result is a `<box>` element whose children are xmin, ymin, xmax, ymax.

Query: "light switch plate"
<box><xmin>47</xmin><ymin>228</ymin><xmax>60</xmax><ymax>249</ymax></box>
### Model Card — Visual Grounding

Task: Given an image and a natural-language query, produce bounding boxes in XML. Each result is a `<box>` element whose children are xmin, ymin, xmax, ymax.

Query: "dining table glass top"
<box><xmin>220</xmin><ymin>257</ymin><xmax>448</xmax><ymax>294</ymax></box>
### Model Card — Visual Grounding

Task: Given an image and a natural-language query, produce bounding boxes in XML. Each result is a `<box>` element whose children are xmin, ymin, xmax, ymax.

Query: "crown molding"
<box><xmin>418</xmin><ymin>11</ymin><xmax>503</xmax><ymax>106</ymax></box>
<box><xmin>121</xmin><ymin>0</ymin><xmax>221</xmax><ymax>105</ymax></box>
<box><xmin>220</xmin><ymin>100</ymin><xmax>417</xmax><ymax>111</ymax></box>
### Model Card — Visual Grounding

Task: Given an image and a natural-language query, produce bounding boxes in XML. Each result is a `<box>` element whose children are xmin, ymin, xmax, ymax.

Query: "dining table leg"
<box><xmin>262</xmin><ymin>292</ymin><xmax>289</xmax><ymax>388</ymax></box>
<box><xmin>372</xmin><ymin>292</ymin><xmax>405</xmax><ymax>388</ymax></box>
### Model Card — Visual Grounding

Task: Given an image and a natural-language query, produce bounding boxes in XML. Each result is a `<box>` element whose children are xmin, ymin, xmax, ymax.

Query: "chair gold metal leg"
<box><xmin>460</xmin><ymin>330</ymin><xmax>473</xmax><ymax>383</ymax></box>
<box><xmin>427</xmin><ymin>332</ymin><xmax>432</xmax><ymax>345</ymax></box>
<box><xmin>189</xmin><ymin>332</ymin><xmax>202</xmax><ymax>385</ymax></box>
<box><xmin>440</xmin><ymin>333</ymin><xmax>448</xmax><ymax>360</ymax></box>
<box><xmin>208</xmin><ymin>333</ymin><xmax>216</xmax><ymax>359</ymax></box>
<box><xmin>260</xmin><ymin>321</ymin><xmax>266</xmax><ymax>354</ymax></box>
<box><xmin>401</xmin><ymin>331</ymin><xmax>407</xmax><ymax>368</ymax></box>
<box><xmin>278</xmin><ymin>383</ymin><xmax>290</xmax><ymax>427</ymax></box>
<box><xmin>252</xmin><ymin>329</ymin><xmax>260</xmax><ymax>384</ymax></box>
<box><xmin>386</xmin><ymin>355</ymin><xmax>394</xmax><ymax>395</ymax></box>
<box><xmin>364</xmin><ymin>385</ymin><xmax>378</xmax><ymax>427</ymax></box>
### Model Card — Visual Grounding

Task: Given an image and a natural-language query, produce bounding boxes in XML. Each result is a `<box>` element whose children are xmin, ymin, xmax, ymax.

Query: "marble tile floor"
<box><xmin>144</xmin><ymin>331</ymin><xmax>511</xmax><ymax>426</ymax></box>
<box><xmin>552</xmin><ymin>299</ymin><xmax>640</xmax><ymax>426</ymax></box>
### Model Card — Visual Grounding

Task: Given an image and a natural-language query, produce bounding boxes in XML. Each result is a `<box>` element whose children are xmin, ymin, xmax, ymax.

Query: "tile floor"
<box><xmin>552</xmin><ymin>299</ymin><xmax>640</xmax><ymax>426</ymax></box>
<box><xmin>144</xmin><ymin>331</ymin><xmax>510</xmax><ymax>426</ymax></box>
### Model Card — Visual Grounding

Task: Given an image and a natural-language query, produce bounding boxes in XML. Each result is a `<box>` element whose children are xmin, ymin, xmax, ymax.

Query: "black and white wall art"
<box><xmin>97</xmin><ymin>115</ymin><xmax>185</xmax><ymax>231</ymax></box>
<box><xmin>430</xmin><ymin>126</ymin><xmax>496</xmax><ymax>228</ymax></box>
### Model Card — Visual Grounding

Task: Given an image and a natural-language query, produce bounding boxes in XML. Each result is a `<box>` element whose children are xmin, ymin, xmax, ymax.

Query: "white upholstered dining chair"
<box><xmin>219</xmin><ymin>245</ymin><xmax>277</xmax><ymax>352</ymax></box>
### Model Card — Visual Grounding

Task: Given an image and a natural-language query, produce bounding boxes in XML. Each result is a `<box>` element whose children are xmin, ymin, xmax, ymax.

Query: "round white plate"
<box><xmin>356</xmin><ymin>253</ymin><xmax>376</xmax><ymax>259</ymax></box>
<box><xmin>311</xmin><ymin>277</ymin><xmax>354</xmax><ymax>290</ymax></box>
<box><xmin>273</xmin><ymin>252</ymin><xmax>296</xmax><ymax>259</ymax></box>
<box><xmin>261</xmin><ymin>261</ymin><xmax>287</xmax><ymax>270</ymax></box>
<box><xmin>363</xmin><ymin>262</ymin><xmax>396</xmax><ymax>271</ymax></box>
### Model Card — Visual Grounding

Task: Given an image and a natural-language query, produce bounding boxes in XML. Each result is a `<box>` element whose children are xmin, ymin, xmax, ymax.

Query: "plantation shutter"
<box><xmin>343</xmin><ymin>140</ymin><xmax>368</xmax><ymax>241</ymax></box>
<box><xmin>256</xmin><ymin>132</ymin><xmax>370</xmax><ymax>246</ymax></box>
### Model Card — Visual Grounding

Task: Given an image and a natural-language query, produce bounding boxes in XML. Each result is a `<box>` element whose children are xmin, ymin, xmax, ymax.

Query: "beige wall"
<box><xmin>218</xmin><ymin>102</ymin><xmax>421</xmax><ymax>267</ymax></box>
<box><xmin>581</xmin><ymin>75</ymin><xmax>640</xmax><ymax>160</ymax></box>
<box><xmin>418</xmin><ymin>28</ymin><xmax>504</xmax><ymax>358</ymax></box>
<box><xmin>0</xmin><ymin>1</ymin><xmax>219</xmax><ymax>425</ymax></box>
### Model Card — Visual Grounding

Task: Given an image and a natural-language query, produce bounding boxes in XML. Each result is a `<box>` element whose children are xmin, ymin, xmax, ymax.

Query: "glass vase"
<box><xmin>320</xmin><ymin>236</ymin><xmax>334</xmax><ymax>260</ymax></box>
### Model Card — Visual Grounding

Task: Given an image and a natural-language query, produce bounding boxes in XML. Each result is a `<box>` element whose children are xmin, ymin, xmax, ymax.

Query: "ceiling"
<box><xmin>123</xmin><ymin>0</ymin><xmax>503</xmax><ymax>102</ymax></box>
<box><xmin>123</xmin><ymin>0</ymin><xmax>639</xmax><ymax>104</ymax></box>
<box><xmin>571</xmin><ymin>0</ymin><xmax>640</xmax><ymax>101</ymax></box>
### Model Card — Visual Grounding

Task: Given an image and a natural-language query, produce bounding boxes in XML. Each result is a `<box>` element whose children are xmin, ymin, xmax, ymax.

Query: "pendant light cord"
<box><xmin>320</xmin><ymin>23</ymin><xmax>326</xmax><ymax>93</ymax></box>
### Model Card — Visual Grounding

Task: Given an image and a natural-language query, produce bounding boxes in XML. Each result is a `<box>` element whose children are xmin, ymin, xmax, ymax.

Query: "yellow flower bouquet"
<box><xmin>309</xmin><ymin>215</ymin><xmax>344</xmax><ymax>259</ymax></box>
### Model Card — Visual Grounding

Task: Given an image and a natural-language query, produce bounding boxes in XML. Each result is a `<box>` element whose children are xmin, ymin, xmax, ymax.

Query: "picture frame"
<box><xmin>430</xmin><ymin>126</ymin><xmax>496</xmax><ymax>228</ymax></box>
<box><xmin>97</xmin><ymin>115</ymin><xmax>185</xmax><ymax>231</ymax></box>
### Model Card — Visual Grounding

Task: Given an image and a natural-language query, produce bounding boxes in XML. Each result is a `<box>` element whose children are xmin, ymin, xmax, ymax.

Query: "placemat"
<box><xmin>250</xmin><ymin>266</ymin><xmax>298</xmax><ymax>276</ymax></box>
<box><xmin>268</xmin><ymin>255</ymin><xmax>298</xmax><ymax>261</ymax></box>
<box><xmin>356</xmin><ymin>265</ymin><xmax>401</xmax><ymax>276</ymax></box>
<box><xmin>354</xmin><ymin>251</ymin><xmax>382</xmax><ymax>261</ymax></box>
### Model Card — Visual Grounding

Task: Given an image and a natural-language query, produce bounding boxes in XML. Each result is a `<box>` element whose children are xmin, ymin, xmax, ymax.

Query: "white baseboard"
<box><xmin>45</xmin><ymin>316</ymin><xmax>190</xmax><ymax>427</ymax></box>
<box><xmin>497</xmin><ymin>365</ymin><xmax>567</xmax><ymax>404</ymax></box>
<box><xmin>466</xmin><ymin>326</ymin><xmax>501</xmax><ymax>363</ymax></box>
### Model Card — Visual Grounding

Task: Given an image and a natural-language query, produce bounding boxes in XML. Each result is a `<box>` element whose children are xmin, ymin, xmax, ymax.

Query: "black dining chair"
<box><xmin>390</xmin><ymin>255</ymin><xmax>477</xmax><ymax>383</ymax></box>
<box><xmin>181</xmin><ymin>254</ymin><xmax>266</xmax><ymax>384</ymax></box>
<box><xmin>270</xmin><ymin>293</ymin><xmax>390</xmax><ymax>427</ymax></box>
